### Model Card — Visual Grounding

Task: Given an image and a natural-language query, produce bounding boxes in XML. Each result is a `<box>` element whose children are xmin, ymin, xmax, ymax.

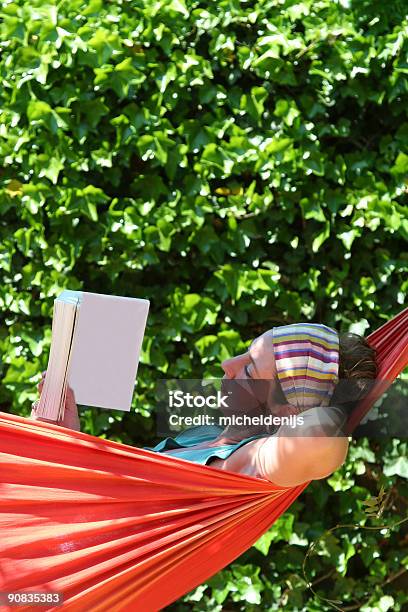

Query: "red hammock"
<box><xmin>0</xmin><ymin>308</ymin><xmax>407</xmax><ymax>611</ymax></box>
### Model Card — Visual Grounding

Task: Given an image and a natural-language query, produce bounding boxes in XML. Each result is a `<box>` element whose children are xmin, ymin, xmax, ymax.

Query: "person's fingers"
<box><xmin>65</xmin><ymin>387</ymin><xmax>78</xmax><ymax>412</ymax></box>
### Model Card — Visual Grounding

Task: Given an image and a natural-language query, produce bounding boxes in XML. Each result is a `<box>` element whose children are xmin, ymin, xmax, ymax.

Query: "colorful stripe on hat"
<box><xmin>272</xmin><ymin>323</ymin><xmax>339</xmax><ymax>409</ymax></box>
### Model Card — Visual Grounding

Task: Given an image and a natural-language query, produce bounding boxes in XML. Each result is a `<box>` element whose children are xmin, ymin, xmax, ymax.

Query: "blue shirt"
<box><xmin>144</xmin><ymin>424</ymin><xmax>270</xmax><ymax>466</ymax></box>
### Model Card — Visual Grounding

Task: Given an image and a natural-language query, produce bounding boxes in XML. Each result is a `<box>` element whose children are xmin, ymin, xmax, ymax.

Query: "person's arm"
<box><xmin>30</xmin><ymin>371</ymin><xmax>81</xmax><ymax>432</ymax></box>
<box><xmin>257</xmin><ymin>407</ymin><xmax>349</xmax><ymax>487</ymax></box>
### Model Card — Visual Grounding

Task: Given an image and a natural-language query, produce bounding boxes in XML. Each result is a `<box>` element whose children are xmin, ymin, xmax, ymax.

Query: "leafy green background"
<box><xmin>1</xmin><ymin>0</ymin><xmax>407</xmax><ymax>609</ymax></box>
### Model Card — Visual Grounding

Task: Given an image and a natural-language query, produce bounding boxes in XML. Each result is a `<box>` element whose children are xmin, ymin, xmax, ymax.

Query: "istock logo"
<box><xmin>169</xmin><ymin>390</ymin><xmax>231</xmax><ymax>409</ymax></box>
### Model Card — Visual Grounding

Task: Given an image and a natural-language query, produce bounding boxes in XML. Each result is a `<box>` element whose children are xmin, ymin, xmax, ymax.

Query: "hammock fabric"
<box><xmin>0</xmin><ymin>308</ymin><xmax>407</xmax><ymax>611</ymax></box>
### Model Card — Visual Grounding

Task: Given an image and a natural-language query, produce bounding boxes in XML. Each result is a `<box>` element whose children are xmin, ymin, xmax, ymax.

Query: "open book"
<box><xmin>36</xmin><ymin>290</ymin><xmax>150</xmax><ymax>421</ymax></box>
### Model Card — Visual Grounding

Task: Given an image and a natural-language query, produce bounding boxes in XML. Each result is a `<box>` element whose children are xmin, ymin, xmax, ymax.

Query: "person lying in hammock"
<box><xmin>31</xmin><ymin>323</ymin><xmax>377</xmax><ymax>488</ymax></box>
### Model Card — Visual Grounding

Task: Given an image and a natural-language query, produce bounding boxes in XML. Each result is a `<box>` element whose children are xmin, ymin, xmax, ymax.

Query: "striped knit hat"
<box><xmin>272</xmin><ymin>323</ymin><xmax>339</xmax><ymax>410</ymax></box>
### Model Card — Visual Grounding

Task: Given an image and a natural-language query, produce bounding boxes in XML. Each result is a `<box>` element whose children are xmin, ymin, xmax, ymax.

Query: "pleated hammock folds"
<box><xmin>0</xmin><ymin>308</ymin><xmax>407</xmax><ymax>611</ymax></box>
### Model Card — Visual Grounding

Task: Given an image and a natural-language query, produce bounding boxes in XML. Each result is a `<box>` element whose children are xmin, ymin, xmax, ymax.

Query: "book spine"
<box><xmin>59</xmin><ymin>300</ymin><xmax>80</xmax><ymax>420</ymax></box>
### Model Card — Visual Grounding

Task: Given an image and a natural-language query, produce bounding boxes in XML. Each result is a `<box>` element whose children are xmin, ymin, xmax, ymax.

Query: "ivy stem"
<box><xmin>302</xmin><ymin>516</ymin><xmax>408</xmax><ymax>611</ymax></box>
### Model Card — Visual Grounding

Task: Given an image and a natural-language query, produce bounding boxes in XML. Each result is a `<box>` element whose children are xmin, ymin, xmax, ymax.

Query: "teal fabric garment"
<box><xmin>144</xmin><ymin>424</ymin><xmax>270</xmax><ymax>466</ymax></box>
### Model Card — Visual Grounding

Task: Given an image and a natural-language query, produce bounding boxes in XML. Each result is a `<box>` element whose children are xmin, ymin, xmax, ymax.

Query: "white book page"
<box><xmin>67</xmin><ymin>292</ymin><xmax>149</xmax><ymax>411</ymax></box>
<box><xmin>37</xmin><ymin>299</ymin><xmax>78</xmax><ymax>420</ymax></box>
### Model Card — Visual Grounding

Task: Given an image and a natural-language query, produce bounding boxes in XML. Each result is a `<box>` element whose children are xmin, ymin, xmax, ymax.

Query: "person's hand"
<box><xmin>31</xmin><ymin>371</ymin><xmax>81</xmax><ymax>432</ymax></box>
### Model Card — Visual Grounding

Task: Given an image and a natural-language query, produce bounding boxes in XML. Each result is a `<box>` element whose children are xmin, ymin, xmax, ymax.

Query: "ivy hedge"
<box><xmin>1</xmin><ymin>0</ymin><xmax>407</xmax><ymax>610</ymax></box>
